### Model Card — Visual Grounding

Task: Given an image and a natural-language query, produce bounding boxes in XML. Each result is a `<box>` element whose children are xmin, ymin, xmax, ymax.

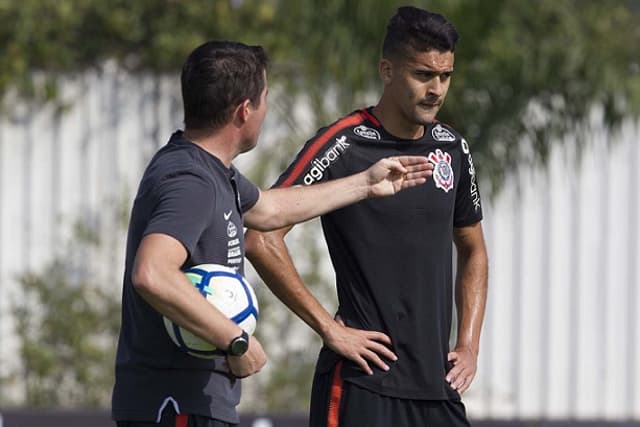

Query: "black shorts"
<box><xmin>310</xmin><ymin>360</ymin><xmax>470</xmax><ymax>427</ymax></box>
<box><xmin>116</xmin><ymin>412</ymin><xmax>235</xmax><ymax>427</ymax></box>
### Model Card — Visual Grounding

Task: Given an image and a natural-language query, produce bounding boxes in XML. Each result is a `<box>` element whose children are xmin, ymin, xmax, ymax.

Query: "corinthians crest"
<box><xmin>428</xmin><ymin>149</ymin><xmax>454</xmax><ymax>192</ymax></box>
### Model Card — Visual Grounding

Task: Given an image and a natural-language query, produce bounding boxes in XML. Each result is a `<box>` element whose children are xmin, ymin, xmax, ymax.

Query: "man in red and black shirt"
<box><xmin>246</xmin><ymin>6</ymin><xmax>488</xmax><ymax>427</ymax></box>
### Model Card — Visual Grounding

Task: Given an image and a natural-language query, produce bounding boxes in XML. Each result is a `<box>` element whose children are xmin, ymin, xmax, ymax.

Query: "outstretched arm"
<box><xmin>446</xmin><ymin>222</ymin><xmax>489</xmax><ymax>393</ymax></box>
<box><xmin>243</xmin><ymin>156</ymin><xmax>432</xmax><ymax>231</ymax></box>
<box><xmin>245</xmin><ymin>226</ymin><xmax>398</xmax><ymax>375</ymax></box>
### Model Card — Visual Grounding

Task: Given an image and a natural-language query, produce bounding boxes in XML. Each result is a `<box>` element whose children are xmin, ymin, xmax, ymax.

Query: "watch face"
<box><xmin>230</xmin><ymin>337</ymin><xmax>249</xmax><ymax>356</ymax></box>
<box><xmin>229</xmin><ymin>330</ymin><xmax>250</xmax><ymax>356</ymax></box>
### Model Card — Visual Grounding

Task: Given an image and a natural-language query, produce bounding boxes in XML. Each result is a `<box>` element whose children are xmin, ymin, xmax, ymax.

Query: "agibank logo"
<box><xmin>428</xmin><ymin>149</ymin><xmax>454</xmax><ymax>192</ymax></box>
<box><xmin>303</xmin><ymin>136</ymin><xmax>350</xmax><ymax>185</ymax></box>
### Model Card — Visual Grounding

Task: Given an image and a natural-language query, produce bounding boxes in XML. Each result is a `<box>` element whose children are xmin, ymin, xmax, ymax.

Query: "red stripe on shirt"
<box><xmin>327</xmin><ymin>360</ymin><xmax>344</xmax><ymax>427</ymax></box>
<box><xmin>279</xmin><ymin>114</ymin><xmax>365</xmax><ymax>188</ymax></box>
<box><xmin>359</xmin><ymin>108</ymin><xmax>380</xmax><ymax>126</ymax></box>
<box><xmin>175</xmin><ymin>414</ymin><xmax>188</xmax><ymax>427</ymax></box>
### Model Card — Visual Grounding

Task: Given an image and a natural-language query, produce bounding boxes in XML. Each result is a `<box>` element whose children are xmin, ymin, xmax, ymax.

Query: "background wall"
<box><xmin>0</xmin><ymin>69</ymin><xmax>638</xmax><ymax>420</ymax></box>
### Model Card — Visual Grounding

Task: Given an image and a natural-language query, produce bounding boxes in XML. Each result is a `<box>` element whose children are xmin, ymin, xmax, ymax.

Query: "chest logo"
<box><xmin>432</xmin><ymin>124</ymin><xmax>456</xmax><ymax>142</ymax></box>
<box><xmin>354</xmin><ymin>125</ymin><xmax>380</xmax><ymax>140</ymax></box>
<box><xmin>224</xmin><ymin>210</ymin><xmax>233</xmax><ymax>220</ymax></box>
<box><xmin>227</xmin><ymin>221</ymin><xmax>238</xmax><ymax>238</ymax></box>
<box><xmin>428</xmin><ymin>149</ymin><xmax>454</xmax><ymax>193</ymax></box>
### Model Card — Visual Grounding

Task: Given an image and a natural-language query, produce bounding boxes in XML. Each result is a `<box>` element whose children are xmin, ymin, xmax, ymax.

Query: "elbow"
<box><xmin>244</xmin><ymin>209</ymin><xmax>287</xmax><ymax>232</ymax></box>
<box><xmin>245</xmin><ymin>227</ymin><xmax>289</xmax><ymax>263</ymax></box>
<box><xmin>245</xmin><ymin>228</ymin><xmax>267</xmax><ymax>260</ymax></box>
<box><xmin>131</xmin><ymin>260</ymin><xmax>158</xmax><ymax>297</ymax></box>
<box><xmin>248</xmin><ymin>220</ymin><xmax>281</xmax><ymax>232</ymax></box>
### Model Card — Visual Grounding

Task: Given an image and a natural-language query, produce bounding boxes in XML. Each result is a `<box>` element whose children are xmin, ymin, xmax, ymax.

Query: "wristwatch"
<box><xmin>226</xmin><ymin>330</ymin><xmax>250</xmax><ymax>356</ymax></box>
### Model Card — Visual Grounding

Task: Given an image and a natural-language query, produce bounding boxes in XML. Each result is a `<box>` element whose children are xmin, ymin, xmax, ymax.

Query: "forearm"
<box><xmin>140</xmin><ymin>273</ymin><xmax>242</xmax><ymax>349</ymax></box>
<box><xmin>249</xmin><ymin>172</ymin><xmax>370</xmax><ymax>231</ymax></box>
<box><xmin>454</xmin><ymin>246</ymin><xmax>488</xmax><ymax>354</ymax></box>
<box><xmin>245</xmin><ymin>228</ymin><xmax>336</xmax><ymax>338</ymax></box>
<box><xmin>132</xmin><ymin>235</ymin><xmax>243</xmax><ymax>349</ymax></box>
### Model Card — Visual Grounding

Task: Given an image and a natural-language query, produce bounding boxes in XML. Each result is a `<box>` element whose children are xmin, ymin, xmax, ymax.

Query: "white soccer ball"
<box><xmin>163</xmin><ymin>263</ymin><xmax>259</xmax><ymax>358</ymax></box>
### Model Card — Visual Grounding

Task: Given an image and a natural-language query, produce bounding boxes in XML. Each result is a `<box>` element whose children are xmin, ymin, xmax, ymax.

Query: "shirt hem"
<box><xmin>344</xmin><ymin>377</ymin><xmax>461</xmax><ymax>402</ymax></box>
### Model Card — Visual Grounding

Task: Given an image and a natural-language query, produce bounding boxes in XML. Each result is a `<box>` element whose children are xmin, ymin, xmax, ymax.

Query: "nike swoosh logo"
<box><xmin>224</xmin><ymin>210</ymin><xmax>233</xmax><ymax>220</ymax></box>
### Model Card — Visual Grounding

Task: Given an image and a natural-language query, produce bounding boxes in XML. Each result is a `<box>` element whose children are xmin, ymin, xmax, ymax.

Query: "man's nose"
<box><xmin>428</xmin><ymin>77</ymin><xmax>445</xmax><ymax>97</ymax></box>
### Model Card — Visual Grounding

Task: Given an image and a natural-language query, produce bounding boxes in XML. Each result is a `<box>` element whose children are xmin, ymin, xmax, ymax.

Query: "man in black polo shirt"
<box><xmin>245</xmin><ymin>7</ymin><xmax>488</xmax><ymax>427</ymax></box>
<box><xmin>111</xmin><ymin>40</ymin><xmax>434</xmax><ymax>427</ymax></box>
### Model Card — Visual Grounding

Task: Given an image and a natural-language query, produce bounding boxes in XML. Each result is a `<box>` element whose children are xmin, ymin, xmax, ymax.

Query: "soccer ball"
<box><xmin>163</xmin><ymin>263</ymin><xmax>259</xmax><ymax>358</ymax></box>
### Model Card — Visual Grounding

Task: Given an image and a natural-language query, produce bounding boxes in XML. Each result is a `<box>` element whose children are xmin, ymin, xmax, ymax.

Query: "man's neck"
<box><xmin>371</xmin><ymin>103</ymin><xmax>426</xmax><ymax>140</ymax></box>
<box><xmin>184</xmin><ymin>127</ymin><xmax>237</xmax><ymax>167</ymax></box>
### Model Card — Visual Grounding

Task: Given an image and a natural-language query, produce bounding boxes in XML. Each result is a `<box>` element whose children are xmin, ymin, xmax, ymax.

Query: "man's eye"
<box><xmin>417</xmin><ymin>72</ymin><xmax>435</xmax><ymax>79</ymax></box>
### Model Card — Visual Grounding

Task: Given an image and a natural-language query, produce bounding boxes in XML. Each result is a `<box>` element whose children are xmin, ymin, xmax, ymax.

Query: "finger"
<box><xmin>363</xmin><ymin>330</ymin><xmax>393</xmax><ymax>345</ymax></box>
<box><xmin>404</xmin><ymin>164</ymin><xmax>434</xmax><ymax>175</ymax></box>
<box><xmin>400</xmin><ymin>177</ymin><xmax>427</xmax><ymax>189</ymax></box>
<box><xmin>404</xmin><ymin>169</ymin><xmax>431</xmax><ymax>177</ymax></box>
<box><xmin>396</xmin><ymin>155</ymin><xmax>430</xmax><ymax>166</ymax></box>
<box><xmin>353</xmin><ymin>355</ymin><xmax>374</xmax><ymax>376</ymax></box>
<box><xmin>228</xmin><ymin>365</ymin><xmax>247</xmax><ymax>378</ymax></box>
<box><xmin>458</xmin><ymin>376</ymin><xmax>473</xmax><ymax>393</ymax></box>
<box><xmin>366</xmin><ymin>340</ymin><xmax>398</xmax><ymax>361</ymax></box>
<box><xmin>450</xmin><ymin>365</ymin><xmax>469</xmax><ymax>387</ymax></box>
<box><xmin>384</xmin><ymin>158</ymin><xmax>408</xmax><ymax>174</ymax></box>
<box><xmin>355</xmin><ymin>330</ymin><xmax>396</xmax><ymax>359</ymax></box>
<box><xmin>457</xmin><ymin>370</ymin><xmax>476</xmax><ymax>393</ymax></box>
<box><xmin>452</xmin><ymin>376</ymin><xmax>466</xmax><ymax>391</ymax></box>
<box><xmin>402</xmin><ymin>168</ymin><xmax>434</xmax><ymax>184</ymax></box>
<box><xmin>362</xmin><ymin>349</ymin><xmax>390</xmax><ymax>372</ymax></box>
<box><xmin>404</xmin><ymin>169</ymin><xmax>433</xmax><ymax>180</ymax></box>
<box><xmin>446</xmin><ymin>364</ymin><xmax>464</xmax><ymax>383</ymax></box>
<box><xmin>402</xmin><ymin>161</ymin><xmax>434</xmax><ymax>172</ymax></box>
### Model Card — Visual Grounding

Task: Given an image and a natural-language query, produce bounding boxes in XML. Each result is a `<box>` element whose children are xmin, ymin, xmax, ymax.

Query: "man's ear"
<box><xmin>234</xmin><ymin>99</ymin><xmax>252</xmax><ymax>124</ymax></box>
<box><xmin>379</xmin><ymin>59</ymin><xmax>393</xmax><ymax>84</ymax></box>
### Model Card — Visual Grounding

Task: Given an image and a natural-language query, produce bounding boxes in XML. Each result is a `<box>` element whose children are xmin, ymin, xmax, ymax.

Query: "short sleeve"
<box><xmin>144</xmin><ymin>172</ymin><xmax>215</xmax><ymax>255</ymax></box>
<box><xmin>272</xmin><ymin>132</ymin><xmax>340</xmax><ymax>188</ymax></box>
<box><xmin>232</xmin><ymin>169</ymin><xmax>260</xmax><ymax>213</ymax></box>
<box><xmin>454</xmin><ymin>139</ymin><xmax>483</xmax><ymax>227</ymax></box>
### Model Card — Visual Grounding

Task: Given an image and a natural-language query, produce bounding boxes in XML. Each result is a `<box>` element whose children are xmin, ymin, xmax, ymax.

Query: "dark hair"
<box><xmin>181</xmin><ymin>40</ymin><xmax>268</xmax><ymax>130</ymax></box>
<box><xmin>382</xmin><ymin>6</ymin><xmax>459</xmax><ymax>61</ymax></box>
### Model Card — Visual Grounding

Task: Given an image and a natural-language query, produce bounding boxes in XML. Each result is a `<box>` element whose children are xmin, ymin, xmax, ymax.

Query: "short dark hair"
<box><xmin>181</xmin><ymin>40</ymin><xmax>268</xmax><ymax>130</ymax></box>
<box><xmin>382</xmin><ymin>7</ymin><xmax>459</xmax><ymax>61</ymax></box>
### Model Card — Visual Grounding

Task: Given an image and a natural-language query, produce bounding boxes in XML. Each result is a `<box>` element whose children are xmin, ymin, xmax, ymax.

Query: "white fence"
<box><xmin>0</xmin><ymin>68</ymin><xmax>638</xmax><ymax>420</ymax></box>
<box><xmin>470</xmin><ymin>119</ymin><xmax>640</xmax><ymax>420</ymax></box>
